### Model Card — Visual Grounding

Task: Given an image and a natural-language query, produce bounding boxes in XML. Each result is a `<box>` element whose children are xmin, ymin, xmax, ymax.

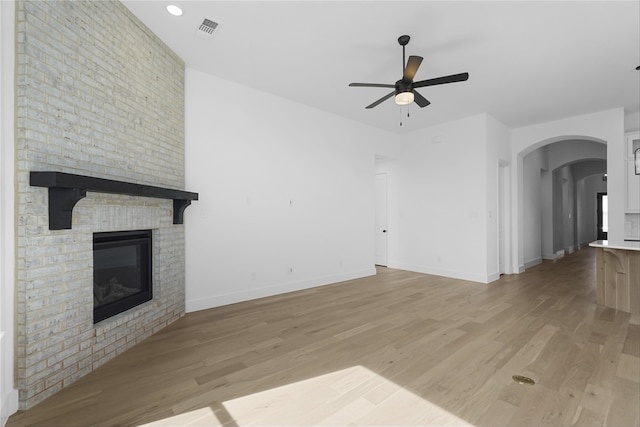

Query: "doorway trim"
<box><xmin>498</xmin><ymin>160</ymin><xmax>512</xmax><ymax>275</ymax></box>
<box><xmin>1</xmin><ymin>0</ymin><xmax>20</xmax><ymax>422</ymax></box>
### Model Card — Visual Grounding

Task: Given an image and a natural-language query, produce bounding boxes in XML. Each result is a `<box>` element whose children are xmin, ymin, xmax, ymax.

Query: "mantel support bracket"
<box><xmin>48</xmin><ymin>187</ymin><xmax>87</xmax><ymax>230</ymax></box>
<box><xmin>173</xmin><ymin>199</ymin><xmax>192</xmax><ymax>225</ymax></box>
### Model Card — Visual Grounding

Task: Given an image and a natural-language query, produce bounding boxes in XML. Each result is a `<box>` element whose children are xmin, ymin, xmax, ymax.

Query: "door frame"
<box><xmin>498</xmin><ymin>161</ymin><xmax>512</xmax><ymax>275</ymax></box>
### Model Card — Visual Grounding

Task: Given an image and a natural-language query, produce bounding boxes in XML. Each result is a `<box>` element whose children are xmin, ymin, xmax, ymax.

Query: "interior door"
<box><xmin>375</xmin><ymin>173</ymin><xmax>388</xmax><ymax>266</ymax></box>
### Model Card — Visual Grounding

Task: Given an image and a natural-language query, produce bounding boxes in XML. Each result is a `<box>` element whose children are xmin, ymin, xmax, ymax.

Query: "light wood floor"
<box><xmin>7</xmin><ymin>247</ymin><xmax>640</xmax><ymax>426</ymax></box>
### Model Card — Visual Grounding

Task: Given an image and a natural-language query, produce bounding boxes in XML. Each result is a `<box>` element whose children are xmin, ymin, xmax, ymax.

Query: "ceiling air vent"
<box><xmin>197</xmin><ymin>18</ymin><xmax>218</xmax><ymax>39</ymax></box>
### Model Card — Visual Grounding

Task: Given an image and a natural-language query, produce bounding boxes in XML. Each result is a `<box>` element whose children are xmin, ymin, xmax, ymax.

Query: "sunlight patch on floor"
<box><xmin>222</xmin><ymin>365</ymin><xmax>475</xmax><ymax>426</ymax></box>
<box><xmin>136</xmin><ymin>366</ymin><xmax>474</xmax><ymax>426</ymax></box>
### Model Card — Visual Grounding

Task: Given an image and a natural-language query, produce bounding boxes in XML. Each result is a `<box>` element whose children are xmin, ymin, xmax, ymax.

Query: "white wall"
<box><xmin>522</xmin><ymin>147</ymin><xmax>547</xmax><ymax>267</ymax></box>
<box><xmin>559</xmin><ymin>166</ymin><xmax>575</xmax><ymax>252</ymax></box>
<box><xmin>625</xmin><ymin>110</ymin><xmax>640</xmax><ymax>133</ymax></box>
<box><xmin>387</xmin><ymin>114</ymin><xmax>496</xmax><ymax>283</ymax></box>
<box><xmin>185</xmin><ymin>103</ymin><xmax>510</xmax><ymax>291</ymax></box>
<box><xmin>184</xmin><ymin>68</ymin><xmax>396</xmax><ymax>311</ymax></box>
<box><xmin>547</xmin><ymin>140</ymin><xmax>607</xmax><ymax>171</ymax></box>
<box><xmin>512</xmin><ymin>108</ymin><xmax>625</xmax><ymax>271</ymax></box>
<box><xmin>374</xmin><ymin>113</ymin><xmax>509</xmax><ymax>284</ymax></box>
<box><xmin>1</xmin><ymin>2</ymin><xmax>18</xmax><ymax>424</ymax></box>
<box><xmin>540</xmin><ymin>168</ymin><xmax>553</xmax><ymax>260</ymax></box>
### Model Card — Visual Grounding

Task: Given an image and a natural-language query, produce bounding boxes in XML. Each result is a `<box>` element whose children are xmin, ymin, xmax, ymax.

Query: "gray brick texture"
<box><xmin>15</xmin><ymin>0</ymin><xmax>186</xmax><ymax>409</ymax></box>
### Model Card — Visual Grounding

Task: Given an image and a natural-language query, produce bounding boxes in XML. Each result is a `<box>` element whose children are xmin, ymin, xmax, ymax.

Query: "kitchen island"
<box><xmin>589</xmin><ymin>240</ymin><xmax>640</xmax><ymax>314</ymax></box>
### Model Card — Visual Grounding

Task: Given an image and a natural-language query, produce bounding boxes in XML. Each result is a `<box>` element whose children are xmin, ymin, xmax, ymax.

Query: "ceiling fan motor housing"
<box><xmin>398</xmin><ymin>35</ymin><xmax>411</xmax><ymax>46</ymax></box>
<box><xmin>395</xmin><ymin>79</ymin><xmax>412</xmax><ymax>95</ymax></box>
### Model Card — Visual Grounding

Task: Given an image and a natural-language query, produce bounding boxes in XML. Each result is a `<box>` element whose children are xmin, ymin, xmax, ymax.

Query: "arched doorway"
<box><xmin>515</xmin><ymin>135</ymin><xmax>608</xmax><ymax>271</ymax></box>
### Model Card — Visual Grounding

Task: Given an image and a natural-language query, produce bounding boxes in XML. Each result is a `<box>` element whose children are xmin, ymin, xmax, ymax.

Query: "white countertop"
<box><xmin>589</xmin><ymin>240</ymin><xmax>640</xmax><ymax>251</ymax></box>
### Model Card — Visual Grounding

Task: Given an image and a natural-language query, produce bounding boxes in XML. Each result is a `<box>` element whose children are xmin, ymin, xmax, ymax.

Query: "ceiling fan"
<box><xmin>349</xmin><ymin>35</ymin><xmax>469</xmax><ymax>109</ymax></box>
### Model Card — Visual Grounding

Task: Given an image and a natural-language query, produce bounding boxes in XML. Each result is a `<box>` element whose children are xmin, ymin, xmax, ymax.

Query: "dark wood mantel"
<box><xmin>30</xmin><ymin>171</ymin><xmax>198</xmax><ymax>230</ymax></box>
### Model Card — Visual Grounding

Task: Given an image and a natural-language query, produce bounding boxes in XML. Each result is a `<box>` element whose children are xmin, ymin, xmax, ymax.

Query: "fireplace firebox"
<box><xmin>93</xmin><ymin>230</ymin><xmax>152</xmax><ymax>323</ymax></box>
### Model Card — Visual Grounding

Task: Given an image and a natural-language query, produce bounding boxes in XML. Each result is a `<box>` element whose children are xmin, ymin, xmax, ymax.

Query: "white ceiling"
<box><xmin>122</xmin><ymin>1</ymin><xmax>640</xmax><ymax>134</ymax></box>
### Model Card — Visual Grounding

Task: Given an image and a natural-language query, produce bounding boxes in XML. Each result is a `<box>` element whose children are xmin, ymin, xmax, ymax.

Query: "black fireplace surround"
<box><xmin>93</xmin><ymin>230</ymin><xmax>152</xmax><ymax>323</ymax></box>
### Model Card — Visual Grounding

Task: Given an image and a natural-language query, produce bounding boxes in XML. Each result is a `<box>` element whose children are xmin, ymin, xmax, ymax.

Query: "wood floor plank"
<box><xmin>623</xmin><ymin>324</ymin><xmax>640</xmax><ymax>357</ymax></box>
<box><xmin>6</xmin><ymin>247</ymin><xmax>639</xmax><ymax>427</ymax></box>
<box><xmin>606</xmin><ymin>377</ymin><xmax>640</xmax><ymax>427</ymax></box>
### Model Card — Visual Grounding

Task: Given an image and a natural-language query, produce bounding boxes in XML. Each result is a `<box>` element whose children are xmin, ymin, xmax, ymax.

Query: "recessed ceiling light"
<box><xmin>166</xmin><ymin>5</ymin><xmax>183</xmax><ymax>16</ymax></box>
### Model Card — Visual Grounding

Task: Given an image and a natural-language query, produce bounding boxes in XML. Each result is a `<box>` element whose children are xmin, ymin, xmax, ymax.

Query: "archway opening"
<box><xmin>518</xmin><ymin>136</ymin><xmax>607</xmax><ymax>269</ymax></box>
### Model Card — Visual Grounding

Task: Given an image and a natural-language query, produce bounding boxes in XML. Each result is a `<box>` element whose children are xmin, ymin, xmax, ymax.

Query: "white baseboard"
<box><xmin>388</xmin><ymin>262</ymin><xmax>491</xmax><ymax>284</ymax></box>
<box><xmin>1</xmin><ymin>389</ymin><xmax>18</xmax><ymax>427</ymax></box>
<box><xmin>186</xmin><ymin>268</ymin><xmax>376</xmax><ymax>313</ymax></box>
<box><xmin>1</xmin><ymin>332</ymin><xmax>19</xmax><ymax>427</ymax></box>
<box><xmin>486</xmin><ymin>272</ymin><xmax>501</xmax><ymax>283</ymax></box>
<box><xmin>543</xmin><ymin>249</ymin><xmax>570</xmax><ymax>261</ymax></box>
<box><xmin>524</xmin><ymin>258</ymin><xmax>542</xmax><ymax>269</ymax></box>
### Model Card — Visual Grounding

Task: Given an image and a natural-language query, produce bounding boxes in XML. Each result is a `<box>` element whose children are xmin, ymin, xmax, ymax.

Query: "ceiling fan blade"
<box><xmin>413</xmin><ymin>90</ymin><xmax>431</xmax><ymax>108</ymax></box>
<box><xmin>413</xmin><ymin>72</ymin><xmax>469</xmax><ymax>88</ymax></box>
<box><xmin>349</xmin><ymin>83</ymin><xmax>395</xmax><ymax>88</ymax></box>
<box><xmin>403</xmin><ymin>56</ymin><xmax>423</xmax><ymax>82</ymax></box>
<box><xmin>365</xmin><ymin>91</ymin><xmax>395</xmax><ymax>109</ymax></box>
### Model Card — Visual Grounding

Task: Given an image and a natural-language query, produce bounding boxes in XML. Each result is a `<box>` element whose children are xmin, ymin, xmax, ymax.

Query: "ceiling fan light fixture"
<box><xmin>395</xmin><ymin>91</ymin><xmax>414</xmax><ymax>105</ymax></box>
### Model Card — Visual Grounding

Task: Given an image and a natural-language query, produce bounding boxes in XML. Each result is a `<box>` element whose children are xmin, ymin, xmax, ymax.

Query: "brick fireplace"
<box><xmin>15</xmin><ymin>0</ymin><xmax>187</xmax><ymax>409</ymax></box>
